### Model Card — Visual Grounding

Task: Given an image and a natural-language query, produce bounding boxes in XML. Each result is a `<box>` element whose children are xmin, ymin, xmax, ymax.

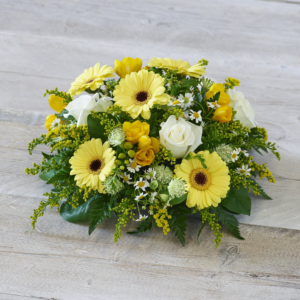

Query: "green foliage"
<box><xmin>221</xmin><ymin>186</ymin><xmax>251</xmax><ymax>216</ymax></box>
<box><xmin>127</xmin><ymin>215</ymin><xmax>153</xmax><ymax>235</ymax></box>
<box><xmin>87</xmin><ymin>114</ymin><xmax>108</xmax><ymax>142</ymax></box>
<box><xmin>168</xmin><ymin>203</ymin><xmax>191</xmax><ymax>246</ymax></box>
<box><xmin>247</xmin><ymin>178</ymin><xmax>272</xmax><ymax>200</ymax></box>
<box><xmin>60</xmin><ymin>194</ymin><xmax>111</xmax><ymax>235</ymax></box>
<box><xmin>214</xmin><ymin>206</ymin><xmax>244</xmax><ymax>240</ymax></box>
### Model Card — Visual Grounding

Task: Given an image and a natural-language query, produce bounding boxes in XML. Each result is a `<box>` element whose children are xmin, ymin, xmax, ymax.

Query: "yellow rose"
<box><xmin>205</xmin><ymin>83</ymin><xmax>230</xmax><ymax>106</ymax></box>
<box><xmin>123</xmin><ymin>121</ymin><xmax>150</xmax><ymax>144</ymax></box>
<box><xmin>150</xmin><ymin>137</ymin><xmax>160</xmax><ymax>154</ymax></box>
<box><xmin>212</xmin><ymin>105</ymin><xmax>232</xmax><ymax>123</ymax></box>
<box><xmin>45</xmin><ymin>114</ymin><xmax>59</xmax><ymax>130</ymax></box>
<box><xmin>134</xmin><ymin>146</ymin><xmax>155</xmax><ymax>167</ymax></box>
<box><xmin>48</xmin><ymin>94</ymin><xmax>67</xmax><ymax>113</ymax></box>
<box><xmin>138</xmin><ymin>135</ymin><xmax>151</xmax><ymax>149</ymax></box>
<box><xmin>114</xmin><ymin>57</ymin><xmax>143</xmax><ymax>78</ymax></box>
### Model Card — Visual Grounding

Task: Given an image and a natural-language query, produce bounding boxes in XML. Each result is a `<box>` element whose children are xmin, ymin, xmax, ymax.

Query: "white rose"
<box><xmin>159</xmin><ymin>115</ymin><xmax>203</xmax><ymax>159</ymax></box>
<box><xmin>64</xmin><ymin>93</ymin><xmax>112</xmax><ymax>126</ymax></box>
<box><xmin>227</xmin><ymin>88</ymin><xmax>258</xmax><ymax>128</ymax></box>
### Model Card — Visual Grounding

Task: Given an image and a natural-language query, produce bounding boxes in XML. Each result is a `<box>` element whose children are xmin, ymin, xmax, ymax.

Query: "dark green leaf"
<box><xmin>221</xmin><ymin>186</ymin><xmax>251</xmax><ymax>216</ymax></box>
<box><xmin>247</xmin><ymin>178</ymin><xmax>272</xmax><ymax>200</ymax></box>
<box><xmin>148</xmin><ymin>112</ymin><xmax>158</xmax><ymax>137</ymax></box>
<box><xmin>60</xmin><ymin>194</ymin><xmax>110</xmax><ymax>223</ymax></box>
<box><xmin>168</xmin><ymin>203</ymin><xmax>191</xmax><ymax>246</ymax></box>
<box><xmin>88</xmin><ymin>200</ymin><xmax>111</xmax><ymax>235</ymax></box>
<box><xmin>169</xmin><ymin>193</ymin><xmax>187</xmax><ymax>205</ymax></box>
<box><xmin>127</xmin><ymin>215</ymin><xmax>153</xmax><ymax>234</ymax></box>
<box><xmin>185</xmin><ymin>153</ymin><xmax>207</xmax><ymax>168</ymax></box>
<box><xmin>87</xmin><ymin>114</ymin><xmax>108</xmax><ymax>142</ymax></box>
<box><xmin>217</xmin><ymin>207</ymin><xmax>244</xmax><ymax>240</ymax></box>
<box><xmin>41</xmin><ymin>152</ymin><xmax>54</xmax><ymax>160</ymax></box>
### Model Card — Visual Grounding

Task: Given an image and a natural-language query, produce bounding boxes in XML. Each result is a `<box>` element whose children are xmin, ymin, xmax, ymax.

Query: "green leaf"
<box><xmin>148</xmin><ymin>112</ymin><xmax>158</xmax><ymax>137</ymax></box>
<box><xmin>127</xmin><ymin>216</ymin><xmax>153</xmax><ymax>235</ymax></box>
<box><xmin>87</xmin><ymin>114</ymin><xmax>108</xmax><ymax>142</ymax></box>
<box><xmin>39</xmin><ymin>170</ymin><xmax>55</xmax><ymax>181</ymax></box>
<box><xmin>169</xmin><ymin>193</ymin><xmax>187</xmax><ymax>205</ymax></box>
<box><xmin>41</xmin><ymin>152</ymin><xmax>54</xmax><ymax>160</ymax></box>
<box><xmin>221</xmin><ymin>186</ymin><xmax>251</xmax><ymax>216</ymax></box>
<box><xmin>168</xmin><ymin>203</ymin><xmax>191</xmax><ymax>246</ymax></box>
<box><xmin>217</xmin><ymin>207</ymin><xmax>244</xmax><ymax>240</ymax></box>
<box><xmin>88</xmin><ymin>200</ymin><xmax>111</xmax><ymax>235</ymax></box>
<box><xmin>185</xmin><ymin>153</ymin><xmax>207</xmax><ymax>168</ymax></box>
<box><xmin>60</xmin><ymin>194</ymin><xmax>110</xmax><ymax>223</ymax></box>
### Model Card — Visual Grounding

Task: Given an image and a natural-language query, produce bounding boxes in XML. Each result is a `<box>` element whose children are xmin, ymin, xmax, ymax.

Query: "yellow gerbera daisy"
<box><xmin>69</xmin><ymin>138</ymin><xmax>116</xmax><ymax>193</ymax></box>
<box><xmin>68</xmin><ymin>63</ymin><xmax>114</xmax><ymax>97</ymax></box>
<box><xmin>113</xmin><ymin>69</ymin><xmax>170</xmax><ymax>119</ymax></box>
<box><xmin>148</xmin><ymin>58</ymin><xmax>206</xmax><ymax>78</ymax></box>
<box><xmin>174</xmin><ymin>151</ymin><xmax>230</xmax><ymax>210</ymax></box>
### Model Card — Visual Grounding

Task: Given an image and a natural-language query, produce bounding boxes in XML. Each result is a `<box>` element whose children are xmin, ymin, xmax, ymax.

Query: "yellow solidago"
<box><xmin>148</xmin><ymin>57</ymin><xmax>206</xmax><ymax>78</ymax></box>
<box><xmin>153</xmin><ymin>205</ymin><xmax>171</xmax><ymax>235</ymax></box>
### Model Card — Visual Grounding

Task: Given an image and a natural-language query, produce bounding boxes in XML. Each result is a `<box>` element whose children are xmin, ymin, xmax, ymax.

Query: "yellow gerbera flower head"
<box><xmin>113</xmin><ymin>69</ymin><xmax>170</xmax><ymax>119</ymax></box>
<box><xmin>69</xmin><ymin>138</ymin><xmax>116</xmax><ymax>193</ymax></box>
<box><xmin>148</xmin><ymin>58</ymin><xmax>206</xmax><ymax>78</ymax></box>
<box><xmin>174</xmin><ymin>150</ymin><xmax>230</xmax><ymax>210</ymax></box>
<box><xmin>114</xmin><ymin>57</ymin><xmax>143</xmax><ymax>78</ymax></box>
<box><xmin>68</xmin><ymin>63</ymin><xmax>114</xmax><ymax>97</ymax></box>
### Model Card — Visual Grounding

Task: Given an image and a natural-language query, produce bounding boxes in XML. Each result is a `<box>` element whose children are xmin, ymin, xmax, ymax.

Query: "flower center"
<box><xmin>194</xmin><ymin>112</ymin><xmax>200</xmax><ymax>118</ymax></box>
<box><xmin>190</xmin><ymin>168</ymin><xmax>211</xmax><ymax>191</ymax></box>
<box><xmin>139</xmin><ymin>195</ymin><xmax>144</xmax><ymax>200</ymax></box>
<box><xmin>240</xmin><ymin>170</ymin><xmax>245</xmax><ymax>174</ymax></box>
<box><xmin>232</xmin><ymin>153</ymin><xmax>237</xmax><ymax>158</ymax></box>
<box><xmin>135</xmin><ymin>91</ymin><xmax>149</xmax><ymax>104</ymax></box>
<box><xmin>138</xmin><ymin>182</ymin><xmax>145</xmax><ymax>188</ymax></box>
<box><xmin>130</xmin><ymin>162</ymin><xmax>137</xmax><ymax>169</ymax></box>
<box><xmin>173</xmin><ymin>100</ymin><xmax>180</xmax><ymax>105</ymax></box>
<box><xmin>89</xmin><ymin>159</ymin><xmax>103</xmax><ymax>174</ymax></box>
<box><xmin>123</xmin><ymin>176</ymin><xmax>129</xmax><ymax>181</ymax></box>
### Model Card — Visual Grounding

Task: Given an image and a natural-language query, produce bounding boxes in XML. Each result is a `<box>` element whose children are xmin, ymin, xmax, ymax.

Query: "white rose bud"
<box><xmin>159</xmin><ymin>115</ymin><xmax>203</xmax><ymax>159</ymax></box>
<box><xmin>64</xmin><ymin>93</ymin><xmax>113</xmax><ymax>126</ymax></box>
<box><xmin>227</xmin><ymin>88</ymin><xmax>258</xmax><ymax>128</ymax></box>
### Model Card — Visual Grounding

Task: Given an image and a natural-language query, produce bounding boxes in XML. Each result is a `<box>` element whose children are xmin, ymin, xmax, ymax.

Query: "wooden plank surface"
<box><xmin>0</xmin><ymin>0</ymin><xmax>300</xmax><ymax>299</ymax></box>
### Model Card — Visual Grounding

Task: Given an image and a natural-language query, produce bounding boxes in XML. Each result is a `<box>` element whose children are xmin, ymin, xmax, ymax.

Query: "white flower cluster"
<box><xmin>103</xmin><ymin>176</ymin><xmax>124</xmax><ymax>195</ymax></box>
<box><xmin>168</xmin><ymin>178</ymin><xmax>186</xmax><ymax>199</ymax></box>
<box><xmin>108</xmin><ymin>127</ymin><xmax>126</xmax><ymax>147</ymax></box>
<box><xmin>154</xmin><ymin>165</ymin><xmax>173</xmax><ymax>185</ymax></box>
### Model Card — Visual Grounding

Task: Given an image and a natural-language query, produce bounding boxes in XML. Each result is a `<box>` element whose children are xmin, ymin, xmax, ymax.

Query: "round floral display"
<box><xmin>25</xmin><ymin>56</ymin><xmax>280</xmax><ymax>247</ymax></box>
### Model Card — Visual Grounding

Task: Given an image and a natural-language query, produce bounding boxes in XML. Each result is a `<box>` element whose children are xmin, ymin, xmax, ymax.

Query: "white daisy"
<box><xmin>145</xmin><ymin>168</ymin><xmax>156</xmax><ymax>180</ymax></box>
<box><xmin>231</xmin><ymin>148</ymin><xmax>241</xmax><ymax>162</ymax></box>
<box><xmin>201</xmin><ymin>121</ymin><xmax>206</xmax><ymax>127</ymax></box>
<box><xmin>167</xmin><ymin>97</ymin><xmax>184</xmax><ymax>107</ymax></box>
<box><xmin>149</xmin><ymin>192</ymin><xmax>158</xmax><ymax>203</ymax></box>
<box><xmin>236</xmin><ymin>165</ymin><xmax>251</xmax><ymax>176</ymax></box>
<box><xmin>241</xmin><ymin>149</ymin><xmax>249</xmax><ymax>157</ymax></box>
<box><xmin>178</xmin><ymin>92</ymin><xmax>194</xmax><ymax>109</ymax></box>
<box><xmin>189</xmin><ymin>110</ymin><xmax>202</xmax><ymax>124</ymax></box>
<box><xmin>135</xmin><ymin>214</ymin><xmax>148</xmax><ymax>222</ymax></box>
<box><xmin>50</xmin><ymin>118</ymin><xmax>61</xmax><ymax>129</ymax></box>
<box><xmin>119</xmin><ymin>172</ymin><xmax>133</xmax><ymax>184</ymax></box>
<box><xmin>134</xmin><ymin>192</ymin><xmax>148</xmax><ymax>202</ymax></box>
<box><xmin>134</xmin><ymin>178</ymin><xmax>150</xmax><ymax>191</ymax></box>
<box><xmin>183</xmin><ymin>110</ymin><xmax>190</xmax><ymax>119</ymax></box>
<box><xmin>127</xmin><ymin>159</ymin><xmax>141</xmax><ymax>173</ymax></box>
<box><xmin>207</xmin><ymin>102</ymin><xmax>221</xmax><ymax>109</ymax></box>
<box><xmin>189</xmin><ymin>86</ymin><xmax>194</xmax><ymax>91</ymax></box>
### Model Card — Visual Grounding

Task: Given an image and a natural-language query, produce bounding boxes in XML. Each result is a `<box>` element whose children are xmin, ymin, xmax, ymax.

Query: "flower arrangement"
<box><xmin>25</xmin><ymin>57</ymin><xmax>280</xmax><ymax>247</ymax></box>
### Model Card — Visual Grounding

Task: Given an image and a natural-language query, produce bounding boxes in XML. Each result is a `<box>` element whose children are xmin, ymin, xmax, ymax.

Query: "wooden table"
<box><xmin>0</xmin><ymin>0</ymin><xmax>300</xmax><ymax>299</ymax></box>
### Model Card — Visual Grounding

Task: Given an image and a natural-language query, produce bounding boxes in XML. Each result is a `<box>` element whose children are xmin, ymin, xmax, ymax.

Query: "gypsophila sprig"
<box><xmin>25</xmin><ymin>55</ymin><xmax>279</xmax><ymax>247</ymax></box>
